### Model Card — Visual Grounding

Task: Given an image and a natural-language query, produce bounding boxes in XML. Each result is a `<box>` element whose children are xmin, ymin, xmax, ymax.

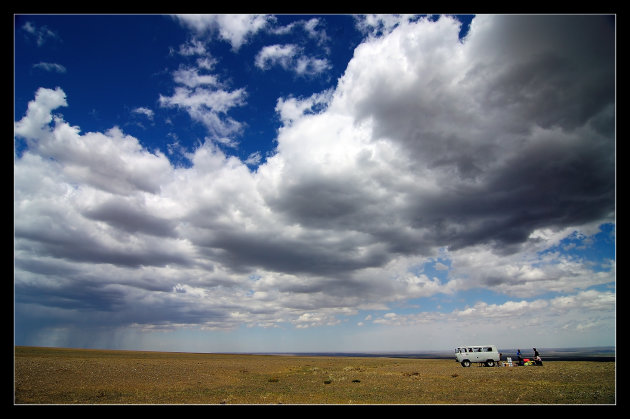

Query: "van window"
<box><xmin>486</xmin><ymin>347</ymin><xmax>492</xmax><ymax>352</ymax></box>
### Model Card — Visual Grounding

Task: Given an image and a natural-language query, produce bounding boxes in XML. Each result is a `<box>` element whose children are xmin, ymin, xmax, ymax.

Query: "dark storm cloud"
<box><xmin>15</xmin><ymin>280</ymin><xmax>128</xmax><ymax>312</ymax></box>
<box><xmin>194</xmin><ymin>229</ymin><xmax>390</xmax><ymax>276</ymax></box>
<box><xmin>82</xmin><ymin>197</ymin><xmax>178</xmax><ymax>238</ymax></box>
<box><xmin>14</xmin><ymin>256</ymin><xmax>81</xmax><ymax>278</ymax></box>
<box><xmin>354</xmin><ymin>15</ymin><xmax>614</xmax><ymax>162</ymax></box>
<box><xmin>336</xmin><ymin>14</ymin><xmax>615</xmax><ymax>255</ymax></box>
<box><xmin>404</xmin><ymin>127</ymin><xmax>615</xmax><ymax>252</ymax></box>
<box><xmin>15</xmin><ymin>224</ymin><xmax>190</xmax><ymax>268</ymax></box>
<box><xmin>265</xmin><ymin>173</ymin><xmax>384</xmax><ymax>231</ymax></box>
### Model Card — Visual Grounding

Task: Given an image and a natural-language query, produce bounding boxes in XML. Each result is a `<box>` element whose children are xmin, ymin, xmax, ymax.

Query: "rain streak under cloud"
<box><xmin>14</xmin><ymin>14</ymin><xmax>615</xmax><ymax>353</ymax></box>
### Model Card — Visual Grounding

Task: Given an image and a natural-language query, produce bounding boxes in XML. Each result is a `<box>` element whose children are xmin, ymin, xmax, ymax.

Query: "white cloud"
<box><xmin>301</xmin><ymin>17</ymin><xmax>329</xmax><ymax>45</ymax></box>
<box><xmin>213</xmin><ymin>136</ymin><xmax>239</xmax><ymax>149</ymax></box>
<box><xmin>445</xmin><ymin>240</ymin><xmax>615</xmax><ymax>298</ymax></box>
<box><xmin>196</xmin><ymin>57</ymin><xmax>217</xmax><ymax>70</ymax></box>
<box><xmin>255</xmin><ymin>44</ymin><xmax>298</xmax><ymax>70</ymax></box>
<box><xmin>293</xmin><ymin>312</ymin><xmax>341</xmax><ymax>329</ymax></box>
<box><xmin>22</xmin><ymin>21</ymin><xmax>60</xmax><ymax>46</ymax></box>
<box><xmin>365</xmin><ymin>289</ymin><xmax>615</xmax><ymax>349</ymax></box>
<box><xmin>244</xmin><ymin>151</ymin><xmax>262</xmax><ymax>166</ymax></box>
<box><xmin>294</xmin><ymin>56</ymin><xmax>331</xmax><ymax>76</ymax></box>
<box><xmin>172</xmin><ymin>66</ymin><xmax>219</xmax><ymax>88</ymax></box>
<box><xmin>33</xmin><ymin>62</ymin><xmax>67</xmax><ymax>73</ymax></box>
<box><xmin>268</xmin><ymin>17</ymin><xmax>329</xmax><ymax>47</ymax></box>
<box><xmin>354</xmin><ymin>14</ymin><xmax>416</xmax><ymax>36</ymax></box>
<box><xmin>160</xmin><ymin>37</ymin><xmax>248</xmax><ymax>141</ymax></box>
<box><xmin>434</xmin><ymin>262</ymin><xmax>449</xmax><ymax>271</ymax></box>
<box><xmin>14</xmin><ymin>87</ymin><xmax>67</xmax><ymax>141</ymax></box>
<box><xmin>176</xmin><ymin>38</ymin><xmax>208</xmax><ymax>56</ymax></box>
<box><xmin>172</xmin><ymin>14</ymin><xmax>272</xmax><ymax>50</ymax></box>
<box><xmin>274</xmin><ymin>89</ymin><xmax>333</xmax><ymax>125</ymax></box>
<box><xmin>255</xmin><ymin>44</ymin><xmax>330</xmax><ymax>77</ymax></box>
<box><xmin>160</xmin><ymin>86</ymin><xmax>244</xmax><ymax>114</ymax></box>
<box><xmin>159</xmin><ymin>86</ymin><xmax>246</xmax><ymax>139</ymax></box>
<box><xmin>132</xmin><ymin>107</ymin><xmax>154</xmax><ymax>120</ymax></box>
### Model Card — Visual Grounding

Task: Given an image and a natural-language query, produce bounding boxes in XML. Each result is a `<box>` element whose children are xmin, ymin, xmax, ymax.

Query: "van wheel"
<box><xmin>461</xmin><ymin>360</ymin><xmax>471</xmax><ymax>367</ymax></box>
<box><xmin>485</xmin><ymin>360</ymin><xmax>495</xmax><ymax>367</ymax></box>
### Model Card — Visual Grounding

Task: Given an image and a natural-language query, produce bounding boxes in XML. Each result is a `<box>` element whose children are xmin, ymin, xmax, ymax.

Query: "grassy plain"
<box><xmin>14</xmin><ymin>346</ymin><xmax>615</xmax><ymax>405</ymax></box>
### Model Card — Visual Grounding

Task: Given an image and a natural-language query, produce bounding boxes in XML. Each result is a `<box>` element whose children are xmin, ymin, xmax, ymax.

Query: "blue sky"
<box><xmin>14</xmin><ymin>14</ymin><xmax>615</xmax><ymax>353</ymax></box>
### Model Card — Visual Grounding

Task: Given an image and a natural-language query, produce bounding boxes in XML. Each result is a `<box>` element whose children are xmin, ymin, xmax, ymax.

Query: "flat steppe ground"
<box><xmin>14</xmin><ymin>346</ymin><xmax>615</xmax><ymax>405</ymax></box>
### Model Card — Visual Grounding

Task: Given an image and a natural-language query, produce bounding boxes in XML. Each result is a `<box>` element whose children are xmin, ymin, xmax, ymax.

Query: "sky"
<box><xmin>14</xmin><ymin>14</ymin><xmax>616</xmax><ymax>354</ymax></box>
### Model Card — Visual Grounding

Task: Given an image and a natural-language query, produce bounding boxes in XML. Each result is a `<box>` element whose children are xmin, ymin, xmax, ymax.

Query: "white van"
<box><xmin>455</xmin><ymin>345</ymin><xmax>500</xmax><ymax>367</ymax></box>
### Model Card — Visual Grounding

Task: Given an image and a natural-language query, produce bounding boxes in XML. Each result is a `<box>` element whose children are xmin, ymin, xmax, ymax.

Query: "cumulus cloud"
<box><xmin>329</xmin><ymin>15</ymin><xmax>614</xmax><ymax>255</ymax></box>
<box><xmin>175</xmin><ymin>38</ymin><xmax>208</xmax><ymax>57</ymax></box>
<box><xmin>14</xmin><ymin>87</ymin><xmax>67</xmax><ymax>141</ymax></box>
<box><xmin>172</xmin><ymin>66</ymin><xmax>219</xmax><ymax>88</ymax></box>
<box><xmin>15</xmin><ymin>97</ymin><xmax>171</xmax><ymax>196</ymax></box>
<box><xmin>294</xmin><ymin>56</ymin><xmax>331</xmax><ymax>77</ymax></box>
<box><xmin>159</xmin><ymin>80</ymin><xmax>246</xmax><ymax>141</ymax></box>
<box><xmin>255</xmin><ymin>44</ymin><xmax>297</xmax><ymax>70</ymax></box>
<box><xmin>14</xmin><ymin>15</ymin><xmax>615</xmax><ymax>345</ymax></box>
<box><xmin>255</xmin><ymin>44</ymin><xmax>330</xmax><ymax>77</ymax></box>
<box><xmin>353</xmin><ymin>14</ymin><xmax>415</xmax><ymax>36</ymax></box>
<box><xmin>160</xmin><ymin>37</ymin><xmax>247</xmax><ymax>143</ymax></box>
<box><xmin>269</xmin><ymin>17</ymin><xmax>329</xmax><ymax>45</ymax></box>
<box><xmin>172</xmin><ymin>14</ymin><xmax>272</xmax><ymax>50</ymax></box>
<box><xmin>366</xmin><ymin>288</ymin><xmax>615</xmax><ymax>348</ymax></box>
<box><xmin>275</xmin><ymin>89</ymin><xmax>333</xmax><ymax>125</ymax></box>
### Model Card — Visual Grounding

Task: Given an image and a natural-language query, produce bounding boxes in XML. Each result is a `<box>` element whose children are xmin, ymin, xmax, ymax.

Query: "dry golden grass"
<box><xmin>14</xmin><ymin>346</ymin><xmax>615</xmax><ymax>405</ymax></box>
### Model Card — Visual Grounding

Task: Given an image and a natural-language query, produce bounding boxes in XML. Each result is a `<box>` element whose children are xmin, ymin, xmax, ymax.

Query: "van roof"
<box><xmin>457</xmin><ymin>345</ymin><xmax>497</xmax><ymax>347</ymax></box>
